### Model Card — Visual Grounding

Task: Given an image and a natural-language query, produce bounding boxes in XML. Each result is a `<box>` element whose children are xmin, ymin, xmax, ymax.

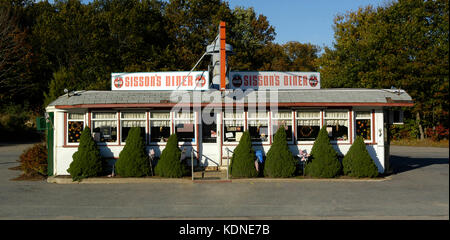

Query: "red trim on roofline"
<box><xmin>54</xmin><ymin>102</ymin><xmax>414</xmax><ymax>109</ymax></box>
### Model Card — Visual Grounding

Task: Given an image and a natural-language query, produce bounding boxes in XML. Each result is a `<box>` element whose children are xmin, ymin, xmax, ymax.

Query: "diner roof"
<box><xmin>48</xmin><ymin>88</ymin><xmax>414</xmax><ymax>109</ymax></box>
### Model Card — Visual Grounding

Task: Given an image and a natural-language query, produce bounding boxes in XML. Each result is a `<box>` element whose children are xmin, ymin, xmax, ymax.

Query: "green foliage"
<box><xmin>43</xmin><ymin>66</ymin><xmax>77</xmax><ymax>106</ymax></box>
<box><xmin>319</xmin><ymin>0</ymin><xmax>449</xmax><ymax>133</ymax></box>
<box><xmin>18</xmin><ymin>142</ymin><xmax>47</xmax><ymax>177</ymax></box>
<box><xmin>305</xmin><ymin>127</ymin><xmax>342</xmax><ymax>178</ymax></box>
<box><xmin>115</xmin><ymin>127</ymin><xmax>150</xmax><ymax>177</ymax></box>
<box><xmin>67</xmin><ymin>126</ymin><xmax>103</xmax><ymax>181</ymax></box>
<box><xmin>342</xmin><ymin>136</ymin><xmax>379</xmax><ymax>178</ymax></box>
<box><xmin>0</xmin><ymin>103</ymin><xmax>42</xmax><ymax>142</ymax></box>
<box><xmin>264</xmin><ymin>126</ymin><xmax>297</xmax><ymax>177</ymax></box>
<box><xmin>154</xmin><ymin>134</ymin><xmax>184</xmax><ymax>178</ymax></box>
<box><xmin>230</xmin><ymin>131</ymin><xmax>258</xmax><ymax>178</ymax></box>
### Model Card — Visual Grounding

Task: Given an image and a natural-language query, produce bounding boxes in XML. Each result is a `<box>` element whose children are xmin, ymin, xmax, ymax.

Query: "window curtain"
<box><xmin>150</xmin><ymin>120</ymin><xmax>170</xmax><ymax>127</ymax></box>
<box><xmin>297</xmin><ymin>111</ymin><xmax>320</xmax><ymax>119</ymax></box>
<box><xmin>92</xmin><ymin>112</ymin><xmax>116</xmax><ymax>119</ymax></box>
<box><xmin>224</xmin><ymin>120</ymin><xmax>244</xmax><ymax>126</ymax></box>
<box><xmin>92</xmin><ymin>120</ymin><xmax>117</xmax><ymax>127</ymax></box>
<box><xmin>151</xmin><ymin>112</ymin><xmax>170</xmax><ymax>119</ymax></box>
<box><xmin>68</xmin><ymin>113</ymin><xmax>84</xmax><ymax>120</ymax></box>
<box><xmin>273</xmin><ymin>119</ymin><xmax>292</xmax><ymax>126</ymax></box>
<box><xmin>224</xmin><ymin>112</ymin><xmax>244</xmax><ymax>119</ymax></box>
<box><xmin>248</xmin><ymin>112</ymin><xmax>267</xmax><ymax>119</ymax></box>
<box><xmin>122</xmin><ymin>120</ymin><xmax>146</xmax><ymax>127</ymax></box>
<box><xmin>274</xmin><ymin>112</ymin><xmax>292</xmax><ymax>119</ymax></box>
<box><xmin>356</xmin><ymin>111</ymin><xmax>371</xmax><ymax>118</ymax></box>
<box><xmin>121</xmin><ymin>112</ymin><xmax>145</xmax><ymax>119</ymax></box>
<box><xmin>326</xmin><ymin>119</ymin><xmax>348</xmax><ymax>127</ymax></box>
<box><xmin>248</xmin><ymin>120</ymin><xmax>268</xmax><ymax>126</ymax></box>
<box><xmin>325</xmin><ymin>111</ymin><xmax>347</xmax><ymax>119</ymax></box>
<box><xmin>297</xmin><ymin>119</ymin><xmax>320</xmax><ymax>126</ymax></box>
<box><xmin>176</xmin><ymin>112</ymin><xmax>194</xmax><ymax>119</ymax></box>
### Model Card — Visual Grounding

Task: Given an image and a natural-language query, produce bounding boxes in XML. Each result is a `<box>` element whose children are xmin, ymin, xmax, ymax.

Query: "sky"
<box><xmin>226</xmin><ymin>0</ymin><xmax>387</xmax><ymax>49</ymax></box>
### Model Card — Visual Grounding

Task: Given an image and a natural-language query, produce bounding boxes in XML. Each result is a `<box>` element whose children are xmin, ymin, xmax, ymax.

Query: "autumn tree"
<box><xmin>319</xmin><ymin>0</ymin><xmax>449</xmax><ymax>138</ymax></box>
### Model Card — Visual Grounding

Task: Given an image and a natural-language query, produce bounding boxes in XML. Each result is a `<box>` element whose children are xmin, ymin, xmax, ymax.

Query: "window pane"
<box><xmin>248</xmin><ymin>112</ymin><xmax>267</xmax><ymax>119</ymax></box>
<box><xmin>356</xmin><ymin>119</ymin><xmax>371</xmax><ymax>140</ymax></box>
<box><xmin>122</xmin><ymin>127</ymin><xmax>146</xmax><ymax>143</ymax></box>
<box><xmin>224</xmin><ymin>121</ymin><xmax>244</xmax><ymax>142</ymax></box>
<box><xmin>272</xmin><ymin>121</ymin><xmax>293</xmax><ymax>141</ymax></box>
<box><xmin>325</xmin><ymin>120</ymin><xmax>349</xmax><ymax>141</ymax></box>
<box><xmin>150</xmin><ymin>125</ymin><xmax>171</xmax><ymax>142</ymax></box>
<box><xmin>121</xmin><ymin>120</ymin><xmax>146</xmax><ymax>142</ymax></box>
<box><xmin>175</xmin><ymin>121</ymin><xmax>195</xmax><ymax>142</ymax></box>
<box><xmin>92</xmin><ymin>120</ymin><xmax>117</xmax><ymax>142</ymax></box>
<box><xmin>68</xmin><ymin>121</ymin><xmax>84</xmax><ymax>143</ymax></box>
<box><xmin>297</xmin><ymin>124</ymin><xmax>320</xmax><ymax>141</ymax></box>
<box><xmin>248</xmin><ymin>120</ymin><xmax>268</xmax><ymax>142</ymax></box>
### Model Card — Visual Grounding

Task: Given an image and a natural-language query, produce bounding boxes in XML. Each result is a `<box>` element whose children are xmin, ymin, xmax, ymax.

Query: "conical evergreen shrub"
<box><xmin>154</xmin><ymin>134</ymin><xmax>184</xmax><ymax>178</ymax></box>
<box><xmin>342</xmin><ymin>136</ymin><xmax>379</xmax><ymax>178</ymax></box>
<box><xmin>67</xmin><ymin>127</ymin><xmax>103</xmax><ymax>181</ymax></box>
<box><xmin>305</xmin><ymin>126</ymin><xmax>342</xmax><ymax>178</ymax></box>
<box><xmin>230</xmin><ymin>131</ymin><xmax>258</xmax><ymax>178</ymax></box>
<box><xmin>264</xmin><ymin>126</ymin><xmax>297</xmax><ymax>177</ymax></box>
<box><xmin>115</xmin><ymin>127</ymin><xmax>150</xmax><ymax>177</ymax></box>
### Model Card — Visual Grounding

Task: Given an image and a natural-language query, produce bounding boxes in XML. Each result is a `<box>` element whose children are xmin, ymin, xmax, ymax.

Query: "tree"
<box><xmin>342</xmin><ymin>136</ymin><xmax>379</xmax><ymax>178</ymax></box>
<box><xmin>0</xmin><ymin>6</ymin><xmax>33</xmax><ymax>106</ymax></box>
<box><xmin>115</xmin><ymin>127</ymin><xmax>150</xmax><ymax>177</ymax></box>
<box><xmin>264</xmin><ymin>125</ymin><xmax>297</xmax><ymax>178</ymax></box>
<box><xmin>305</xmin><ymin>127</ymin><xmax>342</xmax><ymax>178</ymax></box>
<box><xmin>319</xmin><ymin>0</ymin><xmax>449</xmax><ymax>138</ymax></box>
<box><xmin>67</xmin><ymin>127</ymin><xmax>103</xmax><ymax>181</ymax></box>
<box><xmin>229</xmin><ymin>131</ymin><xmax>258</xmax><ymax>178</ymax></box>
<box><xmin>154</xmin><ymin>134</ymin><xmax>184</xmax><ymax>178</ymax></box>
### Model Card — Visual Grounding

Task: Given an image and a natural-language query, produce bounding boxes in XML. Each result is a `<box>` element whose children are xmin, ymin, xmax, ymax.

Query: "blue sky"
<box><xmin>226</xmin><ymin>0</ymin><xmax>387</xmax><ymax>48</ymax></box>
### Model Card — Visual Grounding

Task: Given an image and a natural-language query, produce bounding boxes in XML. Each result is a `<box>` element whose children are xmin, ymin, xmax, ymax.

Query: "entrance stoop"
<box><xmin>192</xmin><ymin>169</ymin><xmax>230</xmax><ymax>182</ymax></box>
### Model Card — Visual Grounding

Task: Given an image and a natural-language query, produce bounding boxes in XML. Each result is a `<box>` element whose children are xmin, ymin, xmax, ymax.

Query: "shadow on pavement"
<box><xmin>389</xmin><ymin>155</ymin><xmax>449</xmax><ymax>175</ymax></box>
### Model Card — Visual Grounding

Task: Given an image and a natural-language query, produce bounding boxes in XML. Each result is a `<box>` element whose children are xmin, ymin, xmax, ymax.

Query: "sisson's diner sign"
<box><xmin>111</xmin><ymin>72</ymin><xmax>209</xmax><ymax>91</ymax></box>
<box><xmin>229</xmin><ymin>71</ymin><xmax>320</xmax><ymax>90</ymax></box>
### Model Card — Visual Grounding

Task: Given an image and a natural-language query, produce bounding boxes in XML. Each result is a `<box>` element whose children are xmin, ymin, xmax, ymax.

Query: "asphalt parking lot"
<box><xmin>0</xmin><ymin>143</ymin><xmax>448</xmax><ymax>220</ymax></box>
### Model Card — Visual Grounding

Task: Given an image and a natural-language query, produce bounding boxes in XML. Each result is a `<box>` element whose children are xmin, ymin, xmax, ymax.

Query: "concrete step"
<box><xmin>192</xmin><ymin>169</ymin><xmax>229</xmax><ymax>181</ymax></box>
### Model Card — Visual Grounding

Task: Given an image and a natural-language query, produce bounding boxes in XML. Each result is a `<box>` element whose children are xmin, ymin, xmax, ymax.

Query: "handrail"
<box><xmin>224</xmin><ymin>147</ymin><xmax>234</xmax><ymax>180</ymax></box>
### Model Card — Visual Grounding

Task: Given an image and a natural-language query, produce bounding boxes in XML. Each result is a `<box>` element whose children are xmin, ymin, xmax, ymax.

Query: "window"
<box><xmin>272</xmin><ymin>111</ymin><xmax>293</xmax><ymax>142</ymax></box>
<box><xmin>67</xmin><ymin>113</ymin><xmax>84</xmax><ymax>143</ymax></box>
<box><xmin>248</xmin><ymin>111</ymin><xmax>269</xmax><ymax>142</ymax></box>
<box><xmin>297</xmin><ymin>111</ymin><xmax>321</xmax><ymax>141</ymax></box>
<box><xmin>202</xmin><ymin>111</ymin><xmax>217</xmax><ymax>143</ymax></box>
<box><xmin>174</xmin><ymin>111</ymin><xmax>195</xmax><ymax>142</ymax></box>
<box><xmin>324</xmin><ymin>110</ymin><xmax>349</xmax><ymax>141</ymax></box>
<box><xmin>355</xmin><ymin>111</ymin><xmax>371</xmax><ymax>141</ymax></box>
<box><xmin>223</xmin><ymin>110</ymin><xmax>244</xmax><ymax>143</ymax></box>
<box><xmin>92</xmin><ymin>112</ymin><xmax>118</xmax><ymax>143</ymax></box>
<box><xmin>149</xmin><ymin>112</ymin><xmax>171</xmax><ymax>143</ymax></box>
<box><xmin>121</xmin><ymin>112</ymin><xmax>146</xmax><ymax>143</ymax></box>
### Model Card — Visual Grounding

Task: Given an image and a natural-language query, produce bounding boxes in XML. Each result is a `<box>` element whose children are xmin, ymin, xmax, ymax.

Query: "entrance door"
<box><xmin>200</xmin><ymin>110</ymin><xmax>220</xmax><ymax>168</ymax></box>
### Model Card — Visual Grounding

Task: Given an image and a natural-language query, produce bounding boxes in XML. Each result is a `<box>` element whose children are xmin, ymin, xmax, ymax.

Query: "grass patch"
<box><xmin>391</xmin><ymin>138</ymin><xmax>449</xmax><ymax>148</ymax></box>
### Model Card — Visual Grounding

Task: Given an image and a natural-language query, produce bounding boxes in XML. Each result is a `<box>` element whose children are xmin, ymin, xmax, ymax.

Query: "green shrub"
<box><xmin>115</xmin><ymin>127</ymin><xmax>150</xmax><ymax>177</ymax></box>
<box><xmin>18</xmin><ymin>142</ymin><xmax>47</xmax><ymax>177</ymax></box>
<box><xmin>154</xmin><ymin>134</ymin><xmax>184</xmax><ymax>178</ymax></box>
<box><xmin>342</xmin><ymin>136</ymin><xmax>379</xmax><ymax>178</ymax></box>
<box><xmin>305</xmin><ymin>127</ymin><xmax>342</xmax><ymax>178</ymax></box>
<box><xmin>67</xmin><ymin>127</ymin><xmax>103</xmax><ymax>181</ymax></box>
<box><xmin>230</xmin><ymin>131</ymin><xmax>258</xmax><ymax>178</ymax></box>
<box><xmin>264</xmin><ymin>126</ymin><xmax>297</xmax><ymax>177</ymax></box>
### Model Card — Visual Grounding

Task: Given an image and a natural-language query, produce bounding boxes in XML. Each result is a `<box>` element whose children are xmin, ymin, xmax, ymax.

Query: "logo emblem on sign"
<box><xmin>232</xmin><ymin>74</ymin><xmax>242</xmax><ymax>87</ymax></box>
<box><xmin>309</xmin><ymin>75</ymin><xmax>318</xmax><ymax>87</ymax></box>
<box><xmin>195</xmin><ymin>74</ymin><xmax>207</xmax><ymax>87</ymax></box>
<box><xmin>114</xmin><ymin>77</ymin><xmax>123</xmax><ymax>88</ymax></box>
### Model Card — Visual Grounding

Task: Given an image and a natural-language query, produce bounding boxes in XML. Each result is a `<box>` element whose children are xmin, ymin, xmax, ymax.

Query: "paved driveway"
<box><xmin>0</xmin><ymin>143</ymin><xmax>448</xmax><ymax>219</ymax></box>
